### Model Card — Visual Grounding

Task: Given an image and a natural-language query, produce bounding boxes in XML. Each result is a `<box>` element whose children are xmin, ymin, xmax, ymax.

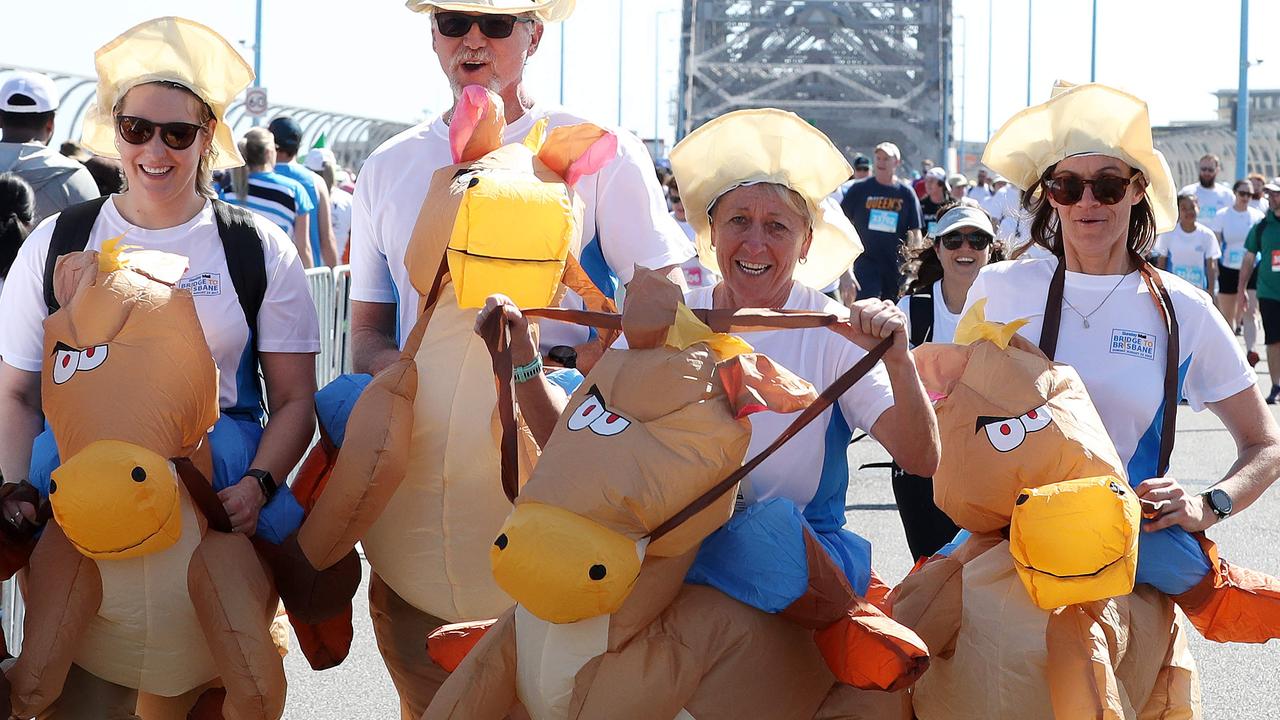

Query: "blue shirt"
<box><xmin>840</xmin><ymin>177</ymin><xmax>923</xmax><ymax>259</ymax></box>
<box><xmin>274</xmin><ymin>162</ymin><xmax>324</xmax><ymax>264</ymax></box>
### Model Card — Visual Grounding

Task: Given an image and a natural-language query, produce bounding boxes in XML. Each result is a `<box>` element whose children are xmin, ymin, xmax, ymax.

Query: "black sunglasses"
<box><xmin>435</xmin><ymin>11</ymin><xmax>531</xmax><ymax>39</ymax></box>
<box><xmin>115</xmin><ymin>115</ymin><xmax>206</xmax><ymax>151</ymax></box>
<box><xmin>937</xmin><ymin>232</ymin><xmax>992</xmax><ymax>251</ymax></box>
<box><xmin>1044</xmin><ymin>173</ymin><xmax>1138</xmax><ymax>206</ymax></box>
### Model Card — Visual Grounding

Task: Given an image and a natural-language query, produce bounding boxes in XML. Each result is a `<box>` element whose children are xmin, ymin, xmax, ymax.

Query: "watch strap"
<box><xmin>245</xmin><ymin>468</ymin><xmax>278</xmax><ymax>500</ymax></box>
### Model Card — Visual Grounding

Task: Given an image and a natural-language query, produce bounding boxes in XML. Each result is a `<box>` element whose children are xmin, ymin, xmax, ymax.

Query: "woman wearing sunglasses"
<box><xmin>969</xmin><ymin>82</ymin><xmax>1280</xmax><ymax>648</ymax></box>
<box><xmin>893</xmin><ymin>199</ymin><xmax>1003</xmax><ymax>559</ymax></box>
<box><xmin>0</xmin><ymin>18</ymin><xmax>320</xmax><ymax>714</ymax></box>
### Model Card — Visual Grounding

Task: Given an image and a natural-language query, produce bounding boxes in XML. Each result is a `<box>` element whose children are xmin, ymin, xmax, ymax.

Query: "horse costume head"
<box><xmin>405</xmin><ymin>84</ymin><xmax>618</xmax><ymax>310</ymax></box>
<box><xmin>488</xmin><ymin>270</ymin><xmax>817</xmax><ymax>624</ymax></box>
<box><xmin>913</xmin><ymin>300</ymin><xmax>1140</xmax><ymax>608</ymax></box>
<box><xmin>42</xmin><ymin>240</ymin><xmax>219</xmax><ymax>560</ymax></box>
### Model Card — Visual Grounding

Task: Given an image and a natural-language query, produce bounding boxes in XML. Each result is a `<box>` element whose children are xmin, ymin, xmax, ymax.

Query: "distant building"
<box><xmin>1153</xmin><ymin>89</ymin><xmax>1280</xmax><ymax>184</ymax></box>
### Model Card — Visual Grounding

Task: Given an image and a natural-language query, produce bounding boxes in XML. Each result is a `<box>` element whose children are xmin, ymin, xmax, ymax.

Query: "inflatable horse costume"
<box><xmin>290</xmin><ymin>85</ymin><xmax>624</xmax><ymax>711</ymax></box>
<box><xmin>425</xmin><ymin>270</ymin><xmax>928</xmax><ymax>720</ymax></box>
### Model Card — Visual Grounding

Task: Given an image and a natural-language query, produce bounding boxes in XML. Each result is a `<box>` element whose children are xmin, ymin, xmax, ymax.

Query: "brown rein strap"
<box><xmin>479</xmin><ymin>310</ymin><xmax>521</xmax><ymax>503</ymax></box>
<box><xmin>520</xmin><ymin>307</ymin><xmax>842</xmax><ymax>334</ymax></box>
<box><xmin>1039</xmin><ymin>256</ymin><xmax>1180</xmax><ymax>477</ymax></box>
<box><xmin>172</xmin><ymin>457</ymin><xmax>233</xmax><ymax>534</ymax></box>
<box><xmin>645</xmin><ymin>336</ymin><xmax>894</xmax><ymax>544</ymax></box>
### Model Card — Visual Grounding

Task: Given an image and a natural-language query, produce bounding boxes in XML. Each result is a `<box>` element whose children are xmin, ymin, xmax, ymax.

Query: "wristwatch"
<box><xmin>245</xmin><ymin>468</ymin><xmax>278</xmax><ymax>501</ymax></box>
<box><xmin>1202</xmin><ymin>487</ymin><xmax>1233</xmax><ymax>520</ymax></box>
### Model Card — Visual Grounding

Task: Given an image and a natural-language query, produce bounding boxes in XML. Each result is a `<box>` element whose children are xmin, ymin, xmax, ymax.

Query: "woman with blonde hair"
<box><xmin>0</xmin><ymin>17</ymin><xmax>319</xmax><ymax>717</ymax></box>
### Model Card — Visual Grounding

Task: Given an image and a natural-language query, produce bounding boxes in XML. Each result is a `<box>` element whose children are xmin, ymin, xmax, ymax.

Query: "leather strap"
<box><xmin>1038</xmin><ymin>256</ymin><xmax>1179</xmax><ymax>477</ymax></box>
<box><xmin>479</xmin><ymin>310</ymin><xmax>520</xmax><ymax>503</ymax></box>
<box><xmin>521</xmin><ymin>307</ymin><xmax>840</xmax><ymax>334</ymax></box>
<box><xmin>645</xmin><ymin>336</ymin><xmax>894</xmax><ymax>544</ymax></box>
<box><xmin>172</xmin><ymin>457</ymin><xmax>234</xmax><ymax>534</ymax></box>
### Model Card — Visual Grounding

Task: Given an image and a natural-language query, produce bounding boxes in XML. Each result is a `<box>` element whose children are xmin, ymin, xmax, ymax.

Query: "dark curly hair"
<box><xmin>1024</xmin><ymin>163</ymin><xmax>1157</xmax><ymax>258</ymax></box>
<box><xmin>900</xmin><ymin>198</ymin><xmax>1005</xmax><ymax>296</ymax></box>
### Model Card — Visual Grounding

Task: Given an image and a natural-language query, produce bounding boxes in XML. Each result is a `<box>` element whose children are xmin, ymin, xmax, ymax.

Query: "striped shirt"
<box><xmin>220</xmin><ymin>170</ymin><xmax>314</xmax><ymax>236</ymax></box>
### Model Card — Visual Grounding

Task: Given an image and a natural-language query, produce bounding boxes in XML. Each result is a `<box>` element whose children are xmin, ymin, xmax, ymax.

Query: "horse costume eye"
<box><xmin>52</xmin><ymin>349</ymin><xmax>79</xmax><ymax>385</ymax></box>
<box><xmin>567</xmin><ymin>385</ymin><xmax>609</xmax><ymax>431</ymax></box>
<box><xmin>1020</xmin><ymin>405</ymin><xmax>1052</xmax><ymax>432</ymax></box>
<box><xmin>984</xmin><ymin>418</ymin><xmax>1027</xmax><ymax>453</ymax></box>
<box><xmin>77</xmin><ymin>344</ymin><xmax>109</xmax><ymax>371</ymax></box>
<box><xmin>589</xmin><ymin>413</ymin><xmax>630</xmax><ymax>437</ymax></box>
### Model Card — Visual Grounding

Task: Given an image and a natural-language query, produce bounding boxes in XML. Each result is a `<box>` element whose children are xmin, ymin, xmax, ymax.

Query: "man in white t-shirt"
<box><xmin>1154</xmin><ymin>194</ymin><xmax>1220</xmax><ymax>299</ymax></box>
<box><xmin>350</xmin><ymin>1</ymin><xmax>691</xmax><ymax>380</ymax></box>
<box><xmin>345</xmin><ymin>1</ymin><xmax>691</xmax><ymax>714</ymax></box>
<box><xmin>1179</xmin><ymin>153</ymin><xmax>1234</xmax><ymax>224</ymax></box>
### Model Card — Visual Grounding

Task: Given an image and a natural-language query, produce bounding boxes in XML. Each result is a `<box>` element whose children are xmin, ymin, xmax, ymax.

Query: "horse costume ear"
<box><xmin>449</xmin><ymin>85</ymin><xmax>506</xmax><ymax>163</ymax></box>
<box><xmin>536</xmin><ymin>124</ymin><xmax>618</xmax><ymax>188</ymax></box>
<box><xmin>717</xmin><ymin>354</ymin><xmax>816</xmax><ymax>420</ymax></box>
<box><xmin>912</xmin><ymin>344</ymin><xmax>973</xmax><ymax>401</ymax></box>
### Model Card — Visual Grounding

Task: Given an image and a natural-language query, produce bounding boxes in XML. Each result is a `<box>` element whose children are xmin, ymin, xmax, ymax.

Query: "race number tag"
<box><xmin>868</xmin><ymin>209</ymin><xmax>899</xmax><ymax>233</ymax></box>
<box><xmin>1226</xmin><ymin>246</ymin><xmax>1245</xmax><ymax>268</ymax></box>
<box><xmin>1271</xmin><ymin>250</ymin><xmax>1280</xmax><ymax>272</ymax></box>
<box><xmin>1172</xmin><ymin>264</ymin><xmax>1206</xmax><ymax>290</ymax></box>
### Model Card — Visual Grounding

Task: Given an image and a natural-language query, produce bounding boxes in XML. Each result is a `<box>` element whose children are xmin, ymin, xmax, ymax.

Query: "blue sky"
<box><xmin>6</xmin><ymin>1</ymin><xmax>1277</xmax><ymax>146</ymax></box>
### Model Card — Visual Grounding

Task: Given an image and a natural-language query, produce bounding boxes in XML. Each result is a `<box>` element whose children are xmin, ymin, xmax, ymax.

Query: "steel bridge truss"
<box><xmin>677</xmin><ymin>0</ymin><xmax>951</xmax><ymax>168</ymax></box>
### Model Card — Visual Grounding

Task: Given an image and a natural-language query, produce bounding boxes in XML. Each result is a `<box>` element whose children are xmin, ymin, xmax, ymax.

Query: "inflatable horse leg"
<box><xmin>8</xmin><ymin>522</ymin><xmax>103</xmax><ymax>719</ymax></box>
<box><xmin>1173</xmin><ymin>535</ymin><xmax>1280</xmax><ymax>644</ymax></box>
<box><xmin>296</xmin><ymin>358</ymin><xmax>418</xmax><ymax>572</ymax></box>
<box><xmin>422</xmin><ymin>609</ymin><xmax>520</xmax><ymax>720</ymax></box>
<box><xmin>813</xmin><ymin>684</ymin><xmax>912</xmax><ymax>720</ymax></box>
<box><xmin>1121</xmin><ymin>586</ymin><xmax>1201</xmax><ymax>720</ymax></box>
<box><xmin>1045</xmin><ymin>601</ymin><xmax>1126</xmax><ymax>720</ymax></box>
<box><xmin>187</xmin><ymin>531</ymin><xmax>285</xmax><ymax>720</ymax></box>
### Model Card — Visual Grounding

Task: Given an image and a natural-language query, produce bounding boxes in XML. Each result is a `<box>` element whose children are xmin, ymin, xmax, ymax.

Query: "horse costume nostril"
<box><xmin>49</xmin><ymin>480</ymin><xmax>57</xmax><ymax>494</ymax></box>
<box><xmin>588</xmin><ymin>564</ymin><xmax>607</xmax><ymax>581</ymax></box>
<box><xmin>494</xmin><ymin>534</ymin><xmax>508</xmax><ymax>550</ymax></box>
<box><xmin>131</xmin><ymin>466</ymin><xmax>147</xmax><ymax>483</ymax></box>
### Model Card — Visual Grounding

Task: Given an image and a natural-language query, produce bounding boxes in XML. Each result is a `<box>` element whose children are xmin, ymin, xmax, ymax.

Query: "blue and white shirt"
<box><xmin>221</xmin><ymin>170</ymin><xmax>314</xmax><ymax>239</ymax></box>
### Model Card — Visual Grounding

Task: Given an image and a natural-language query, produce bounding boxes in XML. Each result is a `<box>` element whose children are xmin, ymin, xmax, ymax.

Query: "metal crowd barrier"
<box><xmin>0</xmin><ymin>265</ymin><xmax>358</xmax><ymax>654</ymax></box>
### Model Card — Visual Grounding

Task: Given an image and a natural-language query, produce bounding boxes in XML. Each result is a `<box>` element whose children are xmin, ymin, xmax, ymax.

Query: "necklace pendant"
<box><xmin>1083</xmin><ymin>318</ymin><xmax>1091</xmax><ymax>329</ymax></box>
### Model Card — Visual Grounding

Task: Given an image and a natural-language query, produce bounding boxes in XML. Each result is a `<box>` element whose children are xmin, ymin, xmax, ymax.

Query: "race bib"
<box><xmin>1226</xmin><ymin>246</ymin><xmax>1245</xmax><ymax>268</ymax></box>
<box><xmin>1110</xmin><ymin>329</ymin><xmax>1156</xmax><ymax>362</ymax></box>
<box><xmin>1272</xmin><ymin>250</ymin><xmax>1280</xmax><ymax>272</ymax></box>
<box><xmin>1172</xmin><ymin>264</ymin><xmax>1206</xmax><ymax>289</ymax></box>
<box><xmin>868</xmin><ymin>209</ymin><xmax>899</xmax><ymax>233</ymax></box>
<box><xmin>1197</xmin><ymin>206</ymin><xmax>1217</xmax><ymax>222</ymax></box>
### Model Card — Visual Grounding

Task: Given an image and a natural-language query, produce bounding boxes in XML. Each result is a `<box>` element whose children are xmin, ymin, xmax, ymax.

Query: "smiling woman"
<box><xmin>667</xmin><ymin>107</ymin><xmax>940</xmax><ymax>609</ymax></box>
<box><xmin>0</xmin><ymin>17</ymin><xmax>324</xmax><ymax>717</ymax></box>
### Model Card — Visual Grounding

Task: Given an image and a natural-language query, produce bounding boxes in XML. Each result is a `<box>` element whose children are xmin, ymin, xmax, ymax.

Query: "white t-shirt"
<box><xmin>685</xmin><ymin>283</ymin><xmax>895</xmax><ymax>522</ymax></box>
<box><xmin>330</xmin><ymin>185</ymin><xmax>354</xmax><ymax>261</ymax></box>
<box><xmin>1180</xmin><ymin>181</ymin><xmax>1234</xmax><ymax>223</ymax></box>
<box><xmin>350</xmin><ymin>104</ymin><xmax>693</xmax><ymax>349</ymax></box>
<box><xmin>967</xmin><ymin>185</ymin><xmax>995</xmax><ymax>205</ymax></box>
<box><xmin>1208</xmin><ymin>205</ymin><xmax>1264</xmax><ymax>270</ymax></box>
<box><xmin>1153</xmin><ymin>223</ymin><xmax>1221</xmax><ymax>290</ymax></box>
<box><xmin>0</xmin><ymin>197</ymin><xmax>321</xmax><ymax>410</ymax></box>
<box><xmin>1250</xmin><ymin>197</ymin><xmax>1268</xmax><ymax>214</ymax></box>
<box><xmin>964</xmin><ymin>258</ymin><xmax>1253</xmax><ymax>482</ymax></box>
<box><xmin>898</xmin><ymin>280</ymin><xmax>962</xmax><ymax>345</ymax></box>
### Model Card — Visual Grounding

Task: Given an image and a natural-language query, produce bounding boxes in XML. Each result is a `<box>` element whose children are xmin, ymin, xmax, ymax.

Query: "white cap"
<box><xmin>926</xmin><ymin>166</ymin><xmax>947</xmax><ymax>181</ymax></box>
<box><xmin>932</xmin><ymin>203</ymin><xmax>996</xmax><ymax>238</ymax></box>
<box><xmin>874</xmin><ymin>141</ymin><xmax>901</xmax><ymax>160</ymax></box>
<box><xmin>304</xmin><ymin>147</ymin><xmax>336</xmax><ymax>171</ymax></box>
<box><xmin>0</xmin><ymin>71</ymin><xmax>58</xmax><ymax>113</ymax></box>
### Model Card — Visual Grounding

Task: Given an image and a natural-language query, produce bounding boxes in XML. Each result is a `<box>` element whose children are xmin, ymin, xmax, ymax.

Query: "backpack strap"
<box><xmin>44</xmin><ymin>196</ymin><xmax>111</xmax><ymax>315</ymax></box>
<box><xmin>211</xmin><ymin>200</ymin><xmax>267</xmax><ymax>346</ymax></box>
<box><xmin>908</xmin><ymin>294</ymin><xmax>934</xmax><ymax>347</ymax></box>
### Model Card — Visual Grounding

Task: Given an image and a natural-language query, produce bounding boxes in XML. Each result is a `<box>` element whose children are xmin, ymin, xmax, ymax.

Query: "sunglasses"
<box><xmin>435</xmin><ymin>12</ymin><xmax>531</xmax><ymax>39</ymax></box>
<box><xmin>1044</xmin><ymin>173</ymin><xmax>1139</xmax><ymax>206</ymax></box>
<box><xmin>937</xmin><ymin>232</ymin><xmax>992</xmax><ymax>251</ymax></box>
<box><xmin>115</xmin><ymin>115</ymin><xmax>206</xmax><ymax>151</ymax></box>
<box><xmin>1236</xmin><ymin>190</ymin><xmax>1253</xmax><ymax>196</ymax></box>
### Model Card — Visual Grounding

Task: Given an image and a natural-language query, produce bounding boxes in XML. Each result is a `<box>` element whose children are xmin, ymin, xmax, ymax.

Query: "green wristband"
<box><xmin>513</xmin><ymin>354</ymin><xmax>544</xmax><ymax>384</ymax></box>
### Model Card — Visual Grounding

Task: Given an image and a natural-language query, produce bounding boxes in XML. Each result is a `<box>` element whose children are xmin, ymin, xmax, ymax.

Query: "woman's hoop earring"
<box><xmin>799</xmin><ymin>256</ymin><xmax>808</xmax><ymax>264</ymax></box>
